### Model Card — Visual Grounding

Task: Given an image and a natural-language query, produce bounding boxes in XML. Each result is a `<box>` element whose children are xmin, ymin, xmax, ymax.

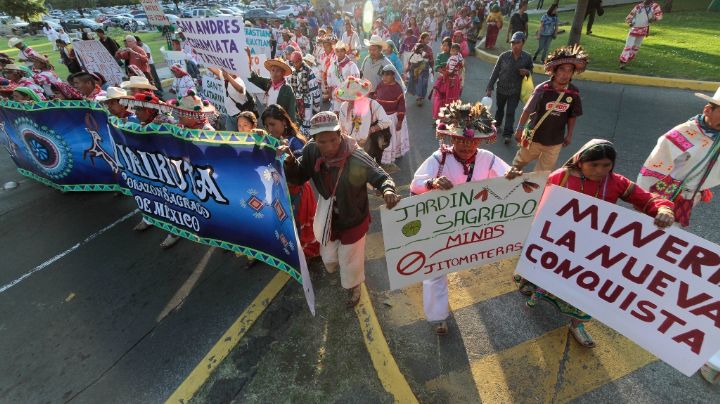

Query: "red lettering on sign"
<box><xmin>397</xmin><ymin>251</ymin><xmax>425</xmax><ymax>276</ymax></box>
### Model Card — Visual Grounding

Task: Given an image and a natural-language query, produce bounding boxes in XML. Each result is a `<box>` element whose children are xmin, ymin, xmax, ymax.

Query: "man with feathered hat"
<box><xmin>410</xmin><ymin>100</ymin><xmax>511</xmax><ymax>335</ymax></box>
<box><xmin>511</xmin><ymin>45</ymin><xmax>588</xmax><ymax>173</ymax></box>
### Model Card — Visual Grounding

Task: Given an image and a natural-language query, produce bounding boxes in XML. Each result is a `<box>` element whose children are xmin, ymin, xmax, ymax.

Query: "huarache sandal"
<box><xmin>435</xmin><ymin>320</ymin><xmax>449</xmax><ymax>336</ymax></box>
<box><xmin>133</xmin><ymin>219</ymin><xmax>151</xmax><ymax>232</ymax></box>
<box><xmin>569</xmin><ymin>323</ymin><xmax>596</xmax><ymax>348</ymax></box>
<box><xmin>346</xmin><ymin>285</ymin><xmax>361</xmax><ymax>308</ymax></box>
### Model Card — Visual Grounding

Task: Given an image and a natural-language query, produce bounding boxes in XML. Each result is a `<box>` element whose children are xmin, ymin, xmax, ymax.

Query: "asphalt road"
<box><xmin>1</xmin><ymin>52</ymin><xmax>719</xmax><ymax>403</ymax></box>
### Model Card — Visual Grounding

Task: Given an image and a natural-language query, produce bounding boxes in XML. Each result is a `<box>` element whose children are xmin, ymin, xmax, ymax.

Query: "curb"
<box><xmin>355</xmin><ymin>283</ymin><xmax>418</xmax><ymax>404</ymax></box>
<box><xmin>475</xmin><ymin>49</ymin><xmax>719</xmax><ymax>92</ymax></box>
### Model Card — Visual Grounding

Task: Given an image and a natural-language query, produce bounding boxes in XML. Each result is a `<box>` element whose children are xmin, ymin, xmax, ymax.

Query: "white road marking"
<box><xmin>0</xmin><ymin>209</ymin><xmax>139</xmax><ymax>294</ymax></box>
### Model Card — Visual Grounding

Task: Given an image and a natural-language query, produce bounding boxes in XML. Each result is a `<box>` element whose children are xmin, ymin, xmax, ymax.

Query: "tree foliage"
<box><xmin>0</xmin><ymin>0</ymin><xmax>47</xmax><ymax>21</ymax></box>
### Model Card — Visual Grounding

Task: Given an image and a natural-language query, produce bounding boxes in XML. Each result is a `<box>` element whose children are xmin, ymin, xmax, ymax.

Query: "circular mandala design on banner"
<box><xmin>16</xmin><ymin>117</ymin><xmax>73</xmax><ymax>179</ymax></box>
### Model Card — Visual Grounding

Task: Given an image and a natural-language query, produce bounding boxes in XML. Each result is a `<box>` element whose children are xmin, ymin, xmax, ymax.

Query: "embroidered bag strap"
<box><xmin>436</xmin><ymin>150</ymin><xmax>449</xmax><ymax>178</ymax></box>
<box><xmin>532</xmin><ymin>90</ymin><xmax>565</xmax><ymax>132</ymax></box>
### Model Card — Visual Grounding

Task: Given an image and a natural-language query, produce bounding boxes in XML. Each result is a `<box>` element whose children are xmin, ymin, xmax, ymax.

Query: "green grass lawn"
<box><xmin>0</xmin><ymin>28</ymin><xmax>169</xmax><ymax>81</ymax></box>
<box><xmin>483</xmin><ymin>0</ymin><xmax>720</xmax><ymax>81</ymax></box>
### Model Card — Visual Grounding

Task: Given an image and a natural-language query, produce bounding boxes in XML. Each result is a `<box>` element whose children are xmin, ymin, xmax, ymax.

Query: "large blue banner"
<box><xmin>0</xmin><ymin>99</ymin><xmax>125</xmax><ymax>192</ymax></box>
<box><xmin>0</xmin><ymin>100</ymin><xmax>312</xmax><ymax>296</ymax></box>
<box><xmin>108</xmin><ymin>118</ymin><xmax>304</xmax><ymax>282</ymax></box>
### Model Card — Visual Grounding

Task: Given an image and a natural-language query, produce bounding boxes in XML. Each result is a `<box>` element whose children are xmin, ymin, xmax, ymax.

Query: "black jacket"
<box><xmin>285</xmin><ymin>141</ymin><xmax>395</xmax><ymax>232</ymax></box>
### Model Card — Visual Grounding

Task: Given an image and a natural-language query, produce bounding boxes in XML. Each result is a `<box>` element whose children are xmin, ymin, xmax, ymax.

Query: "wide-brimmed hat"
<box><xmin>318</xmin><ymin>35</ymin><xmax>338</xmax><ymax>44</ymax></box>
<box><xmin>544</xmin><ymin>45</ymin><xmax>589</xmax><ymax>75</ymax></box>
<box><xmin>264</xmin><ymin>58</ymin><xmax>292</xmax><ymax>76</ymax></box>
<box><xmin>364</xmin><ymin>35</ymin><xmax>388</xmax><ymax>49</ymax></box>
<box><xmin>170</xmin><ymin>63</ymin><xmax>188</xmax><ymax>76</ymax></box>
<box><xmin>303</xmin><ymin>54</ymin><xmax>317</xmax><ymax>66</ymax></box>
<box><xmin>435</xmin><ymin>100</ymin><xmax>497</xmax><ymax>144</ymax></box>
<box><xmin>168</xmin><ymin>90</ymin><xmax>217</xmax><ymax>119</ymax></box>
<box><xmin>334</xmin><ymin>76</ymin><xmax>372</xmax><ymax>101</ymax></box>
<box><xmin>334</xmin><ymin>40</ymin><xmax>348</xmax><ymax>51</ymax></box>
<box><xmin>96</xmin><ymin>86</ymin><xmax>130</xmax><ymax>102</ymax></box>
<box><xmin>7</xmin><ymin>37</ymin><xmax>22</xmax><ymax>48</ymax></box>
<box><xmin>120</xmin><ymin>76</ymin><xmax>157</xmax><ymax>91</ymax></box>
<box><xmin>695</xmin><ymin>86</ymin><xmax>720</xmax><ymax>106</ymax></box>
<box><xmin>3</xmin><ymin>64</ymin><xmax>30</xmax><ymax>76</ymax></box>
<box><xmin>309</xmin><ymin>111</ymin><xmax>341</xmax><ymax>136</ymax></box>
<box><xmin>119</xmin><ymin>91</ymin><xmax>172</xmax><ymax>113</ymax></box>
<box><xmin>0</xmin><ymin>52</ymin><xmax>14</xmax><ymax>65</ymax></box>
<box><xmin>27</xmin><ymin>53</ymin><xmax>53</xmax><ymax>68</ymax></box>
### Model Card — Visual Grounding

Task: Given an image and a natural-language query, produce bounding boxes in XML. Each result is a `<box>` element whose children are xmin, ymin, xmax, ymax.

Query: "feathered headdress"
<box><xmin>435</xmin><ymin>100</ymin><xmax>496</xmax><ymax>144</ymax></box>
<box><xmin>544</xmin><ymin>44</ymin><xmax>589</xmax><ymax>75</ymax></box>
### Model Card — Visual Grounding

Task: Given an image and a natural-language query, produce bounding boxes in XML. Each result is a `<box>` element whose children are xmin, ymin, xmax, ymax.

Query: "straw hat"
<box><xmin>303</xmin><ymin>54</ymin><xmax>317</xmax><ymax>66</ymax></box>
<box><xmin>695</xmin><ymin>86</ymin><xmax>720</xmax><ymax>106</ymax></box>
<box><xmin>7</xmin><ymin>37</ymin><xmax>22</xmax><ymax>48</ymax></box>
<box><xmin>120</xmin><ymin>76</ymin><xmax>157</xmax><ymax>91</ymax></box>
<box><xmin>119</xmin><ymin>91</ymin><xmax>172</xmax><ymax>113</ymax></box>
<box><xmin>96</xmin><ymin>87</ymin><xmax>130</xmax><ymax>102</ymax></box>
<box><xmin>435</xmin><ymin>101</ymin><xmax>497</xmax><ymax>144</ymax></box>
<box><xmin>334</xmin><ymin>76</ymin><xmax>372</xmax><ymax>102</ymax></box>
<box><xmin>263</xmin><ymin>58</ymin><xmax>292</xmax><ymax>76</ymax></box>
<box><xmin>334</xmin><ymin>40</ymin><xmax>348</xmax><ymax>51</ymax></box>
<box><xmin>168</xmin><ymin>90</ymin><xmax>217</xmax><ymax>119</ymax></box>
<box><xmin>364</xmin><ymin>35</ymin><xmax>389</xmax><ymax>49</ymax></box>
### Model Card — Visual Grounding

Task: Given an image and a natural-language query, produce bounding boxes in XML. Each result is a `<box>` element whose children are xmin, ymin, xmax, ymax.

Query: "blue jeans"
<box><xmin>534</xmin><ymin>35</ymin><xmax>554</xmax><ymax>62</ymax></box>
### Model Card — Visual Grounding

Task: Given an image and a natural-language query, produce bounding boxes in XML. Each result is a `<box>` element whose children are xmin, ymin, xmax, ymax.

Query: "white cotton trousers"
<box><xmin>423</xmin><ymin>275</ymin><xmax>450</xmax><ymax>322</ymax></box>
<box><xmin>320</xmin><ymin>236</ymin><xmax>366</xmax><ymax>289</ymax></box>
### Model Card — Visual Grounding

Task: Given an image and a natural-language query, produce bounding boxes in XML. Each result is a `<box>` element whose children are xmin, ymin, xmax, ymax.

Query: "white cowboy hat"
<box><xmin>7</xmin><ymin>37</ymin><xmax>22</xmax><ymax>48</ymax></box>
<box><xmin>695</xmin><ymin>86</ymin><xmax>720</xmax><ymax>106</ymax></box>
<box><xmin>96</xmin><ymin>86</ymin><xmax>130</xmax><ymax>102</ymax></box>
<box><xmin>120</xmin><ymin>76</ymin><xmax>157</xmax><ymax>91</ymax></box>
<box><xmin>363</xmin><ymin>35</ymin><xmax>389</xmax><ymax>50</ymax></box>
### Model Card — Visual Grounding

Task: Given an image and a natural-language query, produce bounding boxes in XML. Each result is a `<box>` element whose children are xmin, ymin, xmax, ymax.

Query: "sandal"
<box><xmin>133</xmin><ymin>219</ymin><xmax>151</xmax><ymax>232</ymax></box>
<box><xmin>434</xmin><ymin>320</ymin><xmax>448</xmax><ymax>335</ymax></box>
<box><xmin>569</xmin><ymin>323</ymin><xmax>596</xmax><ymax>348</ymax></box>
<box><xmin>346</xmin><ymin>285</ymin><xmax>361</xmax><ymax>308</ymax></box>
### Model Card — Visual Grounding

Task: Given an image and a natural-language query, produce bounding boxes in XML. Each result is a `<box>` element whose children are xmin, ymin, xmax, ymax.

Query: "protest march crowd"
<box><xmin>1</xmin><ymin>0</ymin><xmax>719</xmax><ymax>376</ymax></box>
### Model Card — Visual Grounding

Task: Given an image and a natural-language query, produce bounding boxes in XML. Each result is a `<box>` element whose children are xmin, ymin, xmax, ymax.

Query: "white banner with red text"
<box><xmin>380</xmin><ymin>172</ymin><xmax>548</xmax><ymax>290</ymax></box>
<box><xmin>516</xmin><ymin>185</ymin><xmax>720</xmax><ymax>376</ymax></box>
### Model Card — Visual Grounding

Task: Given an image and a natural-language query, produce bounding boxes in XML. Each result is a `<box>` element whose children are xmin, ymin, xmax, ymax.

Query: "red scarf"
<box><xmin>314</xmin><ymin>135</ymin><xmax>359</xmax><ymax>172</ymax></box>
<box><xmin>452</xmin><ymin>149</ymin><xmax>478</xmax><ymax>175</ymax></box>
<box><xmin>271</xmin><ymin>79</ymin><xmax>285</xmax><ymax>90</ymax></box>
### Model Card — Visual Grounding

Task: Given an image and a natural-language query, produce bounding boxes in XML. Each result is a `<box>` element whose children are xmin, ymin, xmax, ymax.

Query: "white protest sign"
<box><xmin>381</xmin><ymin>172</ymin><xmax>548</xmax><ymax>290</ymax></box>
<box><xmin>201</xmin><ymin>75</ymin><xmax>228</xmax><ymax>116</ymax></box>
<box><xmin>176</xmin><ymin>17</ymin><xmax>248</xmax><ymax>76</ymax></box>
<box><xmin>140</xmin><ymin>0</ymin><xmax>170</xmax><ymax>26</ymax></box>
<box><xmin>160</xmin><ymin>47</ymin><xmax>186</xmax><ymax>69</ymax></box>
<box><xmin>516</xmin><ymin>186</ymin><xmax>720</xmax><ymax>376</ymax></box>
<box><xmin>72</xmin><ymin>40</ymin><xmax>124</xmax><ymax>87</ymax></box>
<box><xmin>244</xmin><ymin>27</ymin><xmax>272</xmax><ymax>58</ymax></box>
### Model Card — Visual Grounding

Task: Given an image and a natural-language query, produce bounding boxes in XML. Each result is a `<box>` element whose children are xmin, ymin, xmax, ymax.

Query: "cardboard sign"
<box><xmin>176</xmin><ymin>17</ymin><xmax>248</xmax><ymax>77</ymax></box>
<box><xmin>381</xmin><ymin>173</ymin><xmax>548</xmax><ymax>290</ymax></box>
<box><xmin>516</xmin><ymin>186</ymin><xmax>720</xmax><ymax>376</ymax></box>
<box><xmin>140</xmin><ymin>0</ymin><xmax>170</xmax><ymax>26</ymax></box>
<box><xmin>72</xmin><ymin>40</ymin><xmax>124</xmax><ymax>87</ymax></box>
<box><xmin>201</xmin><ymin>75</ymin><xmax>228</xmax><ymax>116</ymax></box>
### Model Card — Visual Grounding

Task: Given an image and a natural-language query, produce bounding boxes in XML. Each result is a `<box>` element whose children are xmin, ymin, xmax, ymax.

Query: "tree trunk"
<box><xmin>568</xmin><ymin>0</ymin><xmax>590</xmax><ymax>45</ymax></box>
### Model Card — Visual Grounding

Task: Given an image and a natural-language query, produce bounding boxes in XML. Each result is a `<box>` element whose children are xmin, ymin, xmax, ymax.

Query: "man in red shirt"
<box><xmin>115</xmin><ymin>35</ymin><xmax>153</xmax><ymax>85</ymax></box>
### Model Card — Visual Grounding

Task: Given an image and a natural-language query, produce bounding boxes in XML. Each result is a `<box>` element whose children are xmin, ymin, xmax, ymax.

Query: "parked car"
<box><xmin>243</xmin><ymin>8</ymin><xmax>277</xmax><ymax>21</ymax></box>
<box><xmin>107</xmin><ymin>16</ymin><xmax>146</xmax><ymax>32</ymax></box>
<box><xmin>64</xmin><ymin>18</ymin><xmax>103</xmax><ymax>32</ymax></box>
<box><xmin>274</xmin><ymin>5</ymin><xmax>297</xmax><ymax>18</ymax></box>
